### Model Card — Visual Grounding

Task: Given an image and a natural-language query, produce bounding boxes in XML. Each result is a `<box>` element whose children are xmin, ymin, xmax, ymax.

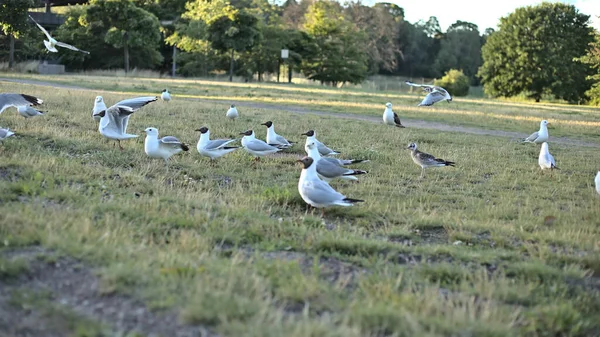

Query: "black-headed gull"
<box><xmin>297</xmin><ymin>156</ymin><xmax>364</xmax><ymax>217</ymax></box>
<box><xmin>305</xmin><ymin>141</ymin><xmax>367</xmax><ymax>182</ymax></box>
<box><xmin>302</xmin><ymin>130</ymin><xmax>339</xmax><ymax>156</ymax></box>
<box><xmin>538</xmin><ymin>142</ymin><xmax>558</xmax><ymax>171</ymax></box>
<box><xmin>161</xmin><ymin>89</ymin><xmax>171</xmax><ymax>102</ymax></box>
<box><xmin>0</xmin><ymin>93</ymin><xmax>43</xmax><ymax>114</ymax></box>
<box><xmin>144</xmin><ymin>127</ymin><xmax>189</xmax><ymax>168</ymax></box>
<box><xmin>407</xmin><ymin>142</ymin><xmax>455</xmax><ymax>178</ymax></box>
<box><xmin>239</xmin><ymin>129</ymin><xmax>281</xmax><ymax>160</ymax></box>
<box><xmin>261</xmin><ymin>121</ymin><xmax>293</xmax><ymax>149</ymax></box>
<box><xmin>226</xmin><ymin>104</ymin><xmax>239</xmax><ymax>120</ymax></box>
<box><xmin>523</xmin><ymin>120</ymin><xmax>549</xmax><ymax>144</ymax></box>
<box><xmin>405</xmin><ymin>81</ymin><xmax>452</xmax><ymax>106</ymax></box>
<box><xmin>383</xmin><ymin>102</ymin><xmax>405</xmax><ymax>128</ymax></box>
<box><xmin>29</xmin><ymin>15</ymin><xmax>90</xmax><ymax>54</ymax></box>
<box><xmin>195</xmin><ymin>127</ymin><xmax>238</xmax><ymax>160</ymax></box>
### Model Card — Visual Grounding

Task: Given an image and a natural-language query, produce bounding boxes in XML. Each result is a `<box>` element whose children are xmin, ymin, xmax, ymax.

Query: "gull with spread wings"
<box><xmin>29</xmin><ymin>15</ymin><xmax>90</xmax><ymax>54</ymax></box>
<box><xmin>405</xmin><ymin>81</ymin><xmax>452</xmax><ymax>106</ymax></box>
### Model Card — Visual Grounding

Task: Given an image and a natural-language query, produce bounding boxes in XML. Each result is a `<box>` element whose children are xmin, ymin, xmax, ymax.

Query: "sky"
<box><xmin>364</xmin><ymin>0</ymin><xmax>600</xmax><ymax>32</ymax></box>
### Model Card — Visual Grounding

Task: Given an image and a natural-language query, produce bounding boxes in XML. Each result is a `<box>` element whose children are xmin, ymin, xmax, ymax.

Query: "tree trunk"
<box><xmin>229</xmin><ymin>49</ymin><xmax>234</xmax><ymax>82</ymax></box>
<box><xmin>8</xmin><ymin>35</ymin><xmax>15</xmax><ymax>70</ymax></box>
<box><xmin>535</xmin><ymin>97</ymin><xmax>540</xmax><ymax>103</ymax></box>
<box><xmin>171</xmin><ymin>45</ymin><xmax>177</xmax><ymax>77</ymax></box>
<box><xmin>123</xmin><ymin>32</ymin><xmax>130</xmax><ymax>73</ymax></box>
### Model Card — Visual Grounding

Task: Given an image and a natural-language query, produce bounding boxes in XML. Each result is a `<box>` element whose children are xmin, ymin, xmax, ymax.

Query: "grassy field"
<box><xmin>0</xmin><ymin>77</ymin><xmax>599</xmax><ymax>337</ymax></box>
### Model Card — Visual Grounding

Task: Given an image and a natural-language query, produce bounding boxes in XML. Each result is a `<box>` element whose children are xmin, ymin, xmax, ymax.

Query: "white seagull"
<box><xmin>297</xmin><ymin>156</ymin><xmax>364</xmax><ymax>217</ymax></box>
<box><xmin>595</xmin><ymin>170</ymin><xmax>600</xmax><ymax>195</ymax></box>
<box><xmin>407</xmin><ymin>142</ymin><xmax>455</xmax><ymax>178</ymax></box>
<box><xmin>92</xmin><ymin>96</ymin><xmax>108</xmax><ymax>122</ymax></box>
<box><xmin>226</xmin><ymin>104</ymin><xmax>239</xmax><ymax>120</ymax></box>
<box><xmin>239</xmin><ymin>129</ymin><xmax>281</xmax><ymax>160</ymax></box>
<box><xmin>93</xmin><ymin>96</ymin><xmax>158</xmax><ymax>150</ymax></box>
<box><xmin>405</xmin><ymin>81</ymin><xmax>452</xmax><ymax>106</ymax></box>
<box><xmin>302</xmin><ymin>130</ymin><xmax>339</xmax><ymax>156</ymax></box>
<box><xmin>29</xmin><ymin>15</ymin><xmax>90</xmax><ymax>54</ymax></box>
<box><xmin>18</xmin><ymin>105</ymin><xmax>45</xmax><ymax>118</ymax></box>
<box><xmin>0</xmin><ymin>127</ymin><xmax>15</xmax><ymax>142</ymax></box>
<box><xmin>383</xmin><ymin>102</ymin><xmax>405</xmax><ymax>128</ymax></box>
<box><xmin>538</xmin><ymin>142</ymin><xmax>558</xmax><ymax>171</ymax></box>
<box><xmin>144</xmin><ymin>127</ymin><xmax>189</xmax><ymax>167</ymax></box>
<box><xmin>0</xmin><ymin>93</ymin><xmax>43</xmax><ymax>114</ymax></box>
<box><xmin>523</xmin><ymin>120</ymin><xmax>550</xmax><ymax>144</ymax></box>
<box><xmin>305</xmin><ymin>141</ymin><xmax>367</xmax><ymax>182</ymax></box>
<box><xmin>261</xmin><ymin>121</ymin><xmax>293</xmax><ymax>149</ymax></box>
<box><xmin>195</xmin><ymin>127</ymin><xmax>239</xmax><ymax>160</ymax></box>
<box><xmin>161</xmin><ymin>89</ymin><xmax>171</xmax><ymax>102</ymax></box>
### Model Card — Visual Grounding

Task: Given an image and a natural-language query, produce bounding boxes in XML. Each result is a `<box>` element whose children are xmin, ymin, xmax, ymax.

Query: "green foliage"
<box><xmin>206</xmin><ymin>10</ymin><xmax>260</xmax><ymax>53</ymax></box>
<box><xmin>575</xmin><ymin>31</ymin><xmax>600</xmax><ymax>105</ymax></box>
<box><xmin>478</xmin><ymin>3</ymin><xmax>594</xmax><ymax>102</ymax></box>
<box><xmin>434</xmin><ymin>69</ymin><xmax>470</xmax><ymax>96</ymax></box>
<box><xmin>0</xmin><ymin>0</ymin><xmax>33</xmax><ymax>38</ymax></box>
<box><xmin>434</xmin><ymin>21</ymin><xmax>482</xmax><ymax>84</ymax></box>
<box><xmin>133</xmin><ymin>0</ymin><xmax>188</xmax><ymax>20</ymax></box>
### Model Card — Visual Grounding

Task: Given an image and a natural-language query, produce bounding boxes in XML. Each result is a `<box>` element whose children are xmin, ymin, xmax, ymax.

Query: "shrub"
<box><xmin>434</xmin><ymin>69</ymin><xmax>470</xmax><ymax>97</ymax></box>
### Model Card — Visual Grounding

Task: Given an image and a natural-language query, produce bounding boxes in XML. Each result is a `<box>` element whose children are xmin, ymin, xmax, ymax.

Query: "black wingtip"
<box><xmin>343</xmin><ymin>198</ymin><xmax>364</xmax><ymax>204</ymax></box>
<box><xmin>344</xmin><ymin>170</ymin><xmax>368</xmax><ymax>176</ymax></box>
<box><xmin>445</xmin><ymin>161</ymin><xmax>456</xmax><ymax>167</ymax></box>
<box><xmin>21</xmin><ymin>94</ymin><xmax>43</xmax><ymax>106</ymax></box>
<box><xmin>395</xmin><ymin>124</ymin><xmax>405</xmax><ymax>128</ymax></box>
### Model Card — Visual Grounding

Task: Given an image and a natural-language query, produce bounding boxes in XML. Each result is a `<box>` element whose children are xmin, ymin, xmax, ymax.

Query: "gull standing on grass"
<box><xmin>144</xmin><ymin>128</ymin><xmax>189</xmax><ymax>169</ymax></box>
<box><xmin>93</xmin><ymin>96</ymin><xmax>158</xmax><ymax>150</ymax></box>
<box><xmin>297</xmin><ymin>156</ymin><xmax>364</xmax><ymax>217</ymax></box>
<box><xmin>302</xmin><ymin>130</ymin><xmax>340</xmax><ymax>156</ymax></box>
<box><xmin>405</xmin><ymin>81</ymin><xmax>452</xmax><ymax>106</ymax></box>
<box><xmin>240</xmin><ymin>129</ymin><xmax>281</xmax><ymax>160</ymax></box>
<box><xmin>595</xmin><ymin>170</ymin><xmax>600</xmax><ymax>195</ymax></box>
<box><xmin>261</xmin><ymin>121</ymin><xmax>293</xmax><ymax>149</ymax></box>
<box><xmin>91</xmin><ymin>96</ymin><xmax>108</xmax><ymax>122</ymax></box>
<box><xmin>0</xmin><ymin>93</ymin><xmax>43</xmax><ymax>114</ymax></box>
<box><xmin>305</xmin><ymin>141</ymin><xmax>367</xmax><ymax>183</ymax></box>
<box><xmin>0</xmin><ymin>128</ymin><xmax>15</xmax><ymax>142</ymax></box>
<box><xmin>161</xmin><ymin>89</ymin><xmax>171</xmax><ymax>102</ymax></box>
<box><xmin>226</xmin><ymin>104</ymin><xmax>239</xmax><ymax>120</ymax></box>
<box><xmin>383</xmin><ymin>102</ymin><xmax>405</xmax><ymax>128</ymax></box>
<box><xmin>195</xmin><ymin>127</ymin><xmax>239</xmax><ymax>160</ymax></box>
<box><xmin>538</xmin><ymin>142</ymin><xmax>558</xmax><ymax>172</ymax></box>
<box><xmin>407</xmin><ymin>142</ymin><xmax>455</xmax><ymax>178</ymax></box>
<box><xmin>29</xmin><ymin>15</ymin><xmax>90</xmax><ymax>54</ymax></box>
<box><xmin>522</xmin><ymin>120</ymin><xmax>550</xmax><ymax>144</ymax></box>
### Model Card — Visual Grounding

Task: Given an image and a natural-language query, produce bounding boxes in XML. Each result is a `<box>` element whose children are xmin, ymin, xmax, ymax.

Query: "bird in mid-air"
<box><xmin>405</xmin><ymin>81</ymin><xmax>452</xmax><ymax>106</ymax></box>
<box><xmin>29</xmin><ymin>15</ymin><xmax>90</xmax><ymax>54</ymax></box>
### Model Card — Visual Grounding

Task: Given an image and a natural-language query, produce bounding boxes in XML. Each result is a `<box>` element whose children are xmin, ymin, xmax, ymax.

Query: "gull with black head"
<box><xmin>226</xmin><ymin>105</ymin><xmax>239</xmax><ymax>120</ymax></box>
<box><xmin>305</xmin><ymin>141</ymin><xmax>367</xmax><ymax>183</ymax></box>
<box><xmin>407</xmin><ymin>142</ymin><xmax>455</xmax><ymax>178</ymax></box>
<box><xmin>302</xmin><ymin>130</ymin><xmax>339</xmax><ymax>156</ymax></box>
<box><xmin>195</xmin><ymin>126</ymin><xmax>239</xmax><ymax>161</ymax></box>
<box><xmin>261</xmin><ymin>121</ymin><xmax>293</xmax><ymax>149</ymax></box>
<box><xmin>240</xmin><ymin>129</ymin><xmax>281</xmax><ymax>160</ymax></box>
<box><xmin>161</xmin><ymin>89</ymin><xmax>171</xmax><ymax>102</ymax></box>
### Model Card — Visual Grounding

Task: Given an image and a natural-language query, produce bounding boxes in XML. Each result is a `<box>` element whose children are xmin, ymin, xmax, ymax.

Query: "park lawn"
<box><xmin>0</xmin><ymin>82</ymin><xmax>599</xmax><ymax>336</ymax></box>
<box><xmin>1</xmin><ymin>73</ymin><xmax>600</xmax><ymax>143</ymax></box>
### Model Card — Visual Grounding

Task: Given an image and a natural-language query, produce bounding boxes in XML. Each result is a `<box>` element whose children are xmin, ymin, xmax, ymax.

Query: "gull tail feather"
<box><xmin>344</xmin><ymin>170</ymin><xmax>368</xmax><ymax>176</ymax></box>
<box><xmin>444</xmin><ymin>161</ymin><xmax>456</xmax><ymax>167</ymax></box>
<box><xmin>343</xmin><ymin>198</ymin><xmax>364</xmax><ymax>204</ymax></box>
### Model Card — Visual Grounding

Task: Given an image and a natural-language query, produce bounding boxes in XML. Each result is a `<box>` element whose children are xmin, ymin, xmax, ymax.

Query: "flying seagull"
<box><xmin>302</xmin><ymin>130</ymin><xmax>339</xmax><ymax>156</ymax></box>
<box><xmin>522</xmin><ymin>120</ymin><xmax>550</xmax><ymax>144</ymax></box>
<box><xmin>144</xmin><ymin>127</ymin><xmax>189</xmax><ymax>169</ymax></box>
<box><xmin>383</xmin><ymin>102</ymin><xmax>405</xmax><ymax>128</ymax></box>
<box><xmin>538</xmin><ymin>142</ymin><xmax>558</xmax><ymax>172</ymax></box>
<box><xmin>0</xmin><ymin>93</ymin><xmax>43</xmax><ymax>114</ymax></box>
<box><xmin>261</xmin><ymin>121</ymin><xmax>293</xmax><ymax>149</ymax></box>
<box><xmin>29</xmin><ymin>15</ymin><xmax>90</xmax><ymax>54</ymax></box>
<box><xmin>195</xmin><ymin>126</ymin><xmax>239</xmax><ymax>161</ymax></box>
<box><xmin>297</xmin><ymin>156</ymin><xmax>364</xmax><ymax>217</ymax></box>
<box><xmin>405</xmin><ymin>81</ymin><xmax>452</xmax><ymax>106</ymax></box>
<box><xmin>407</xmin><ymin>142</ymin><xmax>455</xmax><ymax>178</ymax></box>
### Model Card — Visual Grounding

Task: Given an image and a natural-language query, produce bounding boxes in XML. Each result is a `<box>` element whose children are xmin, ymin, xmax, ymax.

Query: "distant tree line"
<box><xmin>1</xmin><ymin>0</ymin><xmax>599</xmax><ymax>104</ymax></box>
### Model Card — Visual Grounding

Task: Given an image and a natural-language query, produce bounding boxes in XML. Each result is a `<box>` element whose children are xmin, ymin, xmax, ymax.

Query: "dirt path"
<box><xmin>2</xmin><ymin>77</ymin><xmax>598</xmax><ymax>148</ymax></box>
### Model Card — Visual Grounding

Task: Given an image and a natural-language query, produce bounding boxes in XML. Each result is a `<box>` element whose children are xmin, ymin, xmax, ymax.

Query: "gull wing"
<box><xmin>415</xmin><ymin>151</ymin><xmax>447</xmax><ymax>166</ymax></box>
<box><xmin>0</xmin><ymin>93</ymin><xmax>43</xmax><ymax>114</ymax></box>
<box><xmin>316</xmin><ymin>159</ymin><xmax>354</xmax><ymax>179</ymax></box>
<box><xmin>301</xmin><ymin>179</ymin><xmax>345</xmax><ymax>205</ymax></box>
<box><xmin>104</xmin><ymin>105</ymin><xmax>135</xmax><ymax>134</ymax></box>
<box><xmin>405</xmin><ymin>81</ymin><xmax>435</xmax><ymax>92</ymax></box>
<box><xmin>29</xmin><ymin>15</ymin><xmax>53</xmax><ymax>40</ymax></box>
<box><xmin>246</xmin><ymin>139</ymin><xmax>280</xmax><ymax>152</ymax></box>
<box><xmin>55</xmin><ymin>41</ymin><xmax>90</xmax><ymax>54</ymax></box>
<box><xmin>0</xmin><ymin>128</ymin><xmax>12</xmax><ymax>138</ymax></box>
<box><xmin>523</xmin><ymin>131</ymin><xmax>539</xmax><ymax>142</ymax></box>
<box><xmin>112</xmin><ymin>96</ymin><xmax>158</xmax><ymax>111</ymax></box>
<box><xmin>418</xmin><ymin>91</ymin><xmax>446</xmax><ymax>106</ymax></box>
<box><xmin>205</xmin><ymin>139</ymin><xmax>237</xmax><ymax>150</ymax></box>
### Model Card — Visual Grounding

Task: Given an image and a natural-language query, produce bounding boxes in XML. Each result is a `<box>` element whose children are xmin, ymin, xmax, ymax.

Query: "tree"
<box><xmin>301</xmin><ymin>0</ymin><xmax>368</xmax><ymax>86</ymax></box>
<box><xmin>576</xmin><ymin>29</ymin><xmax>600</xmax><ymax>105</ymax></box>
<box><xmin>86</xmin><ymin>0</ymin><xmax>163</xmax><ymax>73</ymax></box>
<box><xmin>478</xmin><ymin>3</ymin><xmax>594</xmax><ymax>102</ymax></box>
<box><xmin>434</xmin><ymin>21</ymin><xmax>482</xmax><ymax>84</ymax></box>
<box><xmin>434</xmin><ymin>69</ymin><xmax>470</xmax><ymax>96</ymax></box>
<box><xmin>0</xmin><ymin>0</ymin><xmax>33</xmax><ymax>69</ymax></box>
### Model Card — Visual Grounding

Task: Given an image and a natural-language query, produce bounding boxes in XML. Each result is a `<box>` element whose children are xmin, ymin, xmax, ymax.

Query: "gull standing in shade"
<box><xmin>93</xmin><ymin>96</ymin><xmax>157</xmax><ymax>150</ymax></box>
<box><xmin>305</xmin><ymin>141</ymin><xmax>367</xmax><ymax>183</ymax></box>
<box><xmin>538</xmin><ymin>142</ymin><xmax>558</xmax><ymax>172</ymax></box>
<box><xmin>161</xmin><ymin>89</ymin><xmax>171</xmax><ymax>102</ymax></box>
<box><xmin>144</xmin><ymin>127</ymin><xmax>189</xmax><ymax>169</ymax></box>
<box><xmin>29</xmin><ymin>15</ymin><xmax>90</xmax><ymax>54</ymax></box>
<box><xmin>261</xmin><ymin>121</ymin><xmax>293</xmax><ymax>149</ymax></box>
<box><xmin>91</xmin><ymin>96</ymin><xmax>108</xmax><ymax>122</ymax></box>
<box><xmin>226</xmin><ymin>104</ymin><xmax>239</xmax><ymax>120</ymax></box>
<box><xmin>382</xmin><ymin>102</ymin><xmax>405</xmax><ymax>128</ymax></box>
<box><xmin>0</xmin><ymin>93</ymin><xmax>43</xmax><ymax>114</ymax></box>
<box><xmin>405</xmin><ymin>81</ymin><xmax>452</xmax><ymax>106</ymax></box>
<box><xmin>195</xmin><ymin>127</ymin><xmax>239</xmax><ymax>161</ymax></box>
<box><xmin>297</xmin><ymin>156</ymin><xmax>364</xmax><ymax>217</ymax></box>
<box><xmin>595</xmin><ymin>170</ymin><xmax>600</xmax><ymax>195</ymax></box>
<box><xmin>522</xmin><ymin>120</ymin><xmax>550</xmax><ymax>144</ymax></box>
<box><xmin>302</xmin><ymin>130</ymin><xmax>339</xmax><ymax>156</ymax></box>
<box><xmin>407</xmin><ymin>142</ymin><xmax>455</xmax><ymax>178</ymax></box>
<box><xmin>240</xmin><ymin>129</ymin><xmax>281</xmax><ymax>160</ymax></box>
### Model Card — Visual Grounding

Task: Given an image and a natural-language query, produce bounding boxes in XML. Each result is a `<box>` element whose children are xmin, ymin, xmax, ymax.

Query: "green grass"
<box><xmin>0</xmin><ymin>78</ymin><xmax>599</xmax><ymax>336</ymax></box>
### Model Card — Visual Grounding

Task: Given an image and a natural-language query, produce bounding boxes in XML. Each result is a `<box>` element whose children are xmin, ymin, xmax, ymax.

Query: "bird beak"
<box><xmin>239</xmin><ymin>132</ymin><xmax>246</xmax><ymax>135</ymax></box>
<box><xmin>261</xmin><ymin>123</ymin><xmax>267</xmax><ymax>126</ymax></box>
<box><xmin>301</xmin><ymin>132</ymin><xmax>308</xmax><ymax>136</ymax></box>
<box><xmin>194</xmin><ymin>129</ymin><xmax>201</xmax><ymax>132</ymax></box>
<box><xmin>296</xmin><ymin>159</ymin><xmax>303</xmax><ymax>163</ymax></box>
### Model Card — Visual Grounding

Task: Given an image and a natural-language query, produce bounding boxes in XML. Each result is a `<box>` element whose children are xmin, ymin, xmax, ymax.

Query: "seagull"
<box><xmin>144</xmin><ymin>127</ymin><xmax>189</xmax><ymax>168</ymax></box>
<box><xmin>595</xmin><ymin>170</ymin><xmax>600</xmax><ymax>195</ymax></box>
<box><xmin>239</xmin><ymin>129</ymin><xmax>281</xmax><ymax>160</ymax></box>
<box><xmin>92</xmin><ymin>96</ymin><xmax>108</xmax><ymax>122</ymax></box>
<box><xmin>261</xmin><ymin>121</ymin><xmax>293</xmax><ymax>149</ymax></box>
<box><xmin>297</xmin><ymin>156</ymin><xmax>364</xmax><ymax>217</ymax></box>
<box><xmin>383</xmin><ymin>102</ymin><xmax>405</xmax><ymax>128</ymax></box>
<box><xmin>17</xmin><ymin>105</ymin><xmax>45</xmax><ymax>118</ymax></box>
<box><xmin>302</xmin><ymin>130</ymin><xmax>339</xmax><ymax>156</ymax></box>
<box><xmin>538</xmin><ymin>142</ymin><xmax>558</xmax><ymax>172</ymax></box>
<box><xmin>161</xmin><ymin>89</ymin><xmax>171</xmax><ymax>102</ymax></box>
<box><xmin>195</xmin><ymin>126</ymin><xmax>239</xmax><ymax>161</ymax></box>
<box><xmin>522</xmin><ymin>120</ymin><xmax>550</xmax><ymax>144</ymax></box>
<box><xmin>405</xmin><ymin>81</ymin><xmax>452</xmax><ymax>106</ymax></box>
<box><xmin>29</xmin><ymin>15</ymin><xmax>90</xmax><ymax>54</ymax></box>
<box><xmin>0</xmin><ymin>93</ymin><xmax>43</xmax><ymax>114</ymax></box>
<box><xmin>93</xmin><ymin>96</ymin><xmax>157</xmax><ymax>150</ymax></box>
<box><xmin>0</xmin><ymin>127</ymin><xmax>15</xmax><ymax>142</ymax></box>
<box><xmin>305</xmin><ymin>141</ymin><xmax>367</xmax><ymax>182</ymax></box>
<box><xmin>407</xmin><ymin>142</ymin><xmax>455</xmax><ymax>178</ymax></box>
<box><xmin>226</xmin><ymin>104</ymin><xmax>239</xmax><ymax>120</ymax></box>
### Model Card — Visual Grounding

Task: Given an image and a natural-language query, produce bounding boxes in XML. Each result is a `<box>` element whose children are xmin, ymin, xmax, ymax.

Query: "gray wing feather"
<box><xmin>29</xmin><ymin>15</ymin><xmax>53</xmax><ymax>40</ymax></box>
<box><xmin>0</xmin><ymin>129</ymin><xmax>9</xmax><ymax>138</ymax></box>
<box><xmin>0</xmin><ymin>93</ymin><xmax>43</xmax><ymax>114</ymax></box>
<box><xmin>302</xmin><ymin>180</ymin><xmax>345</xmax><ymax>205</ymax></box>
<box><xmin>206</xmin><ymin>139</ymin><xmax>236</xmax><ymax>150</ymax></box>
<box><xmin>275</xmin><ymin>135</ymin><xmax>291</xmax><ymax>145</ymax></box>
<box><xmin>112</xmin><ymin>97</ymin><xmax>157</xmax><ymax>111</ymax></box>
<box><xmin>247</xmin><ymin>140</ymin><xmax>279</xmax><ymax>152</ymax></box>
<box><xmin>524</xmin><ymin>131</ymin><xmax>539</xmax><ymax>142</ymax></box>
<box><xmin>55</xmin><ymin>41</ymin><xmax>90</xmax><ymax>54</ymax></box>
<box><xmin>416</xmin><ymin>152</ymin><xmax>445</xmax><ymax>165</ymax></box>
<box><xmin>160</xmin><ymin>136</ymin><xmax>182</xmax><ymax>144</ymax></box>
<box><xmin>418</xmin><ymin>91</ymin><xmax>445</xmax><ymax>106</ymax></box>
<box><xmin>317</xmin><ymin>159</ymin><xmax>353</xmax><ymax>178</ymax></box>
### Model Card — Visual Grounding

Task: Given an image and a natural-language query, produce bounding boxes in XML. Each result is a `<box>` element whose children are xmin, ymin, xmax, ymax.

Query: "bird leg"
<box><xmin>420</xmin><ymin>168</ymin><xmax>425</xmax><ymax>179</ymax></box>
<box><xmin>254</xmin><ymin>157</ymin><xmax>261</xmax><ymax>162</ymax></box>
<box><xmin>118</xmin><ymin>140</ymin><xmax>124</xmax><ymax>151</ymax></box>
<box><xmin>321</xmin><ymin>208</ymin><xmax>325</xmax><ymax>218</ymax></box>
